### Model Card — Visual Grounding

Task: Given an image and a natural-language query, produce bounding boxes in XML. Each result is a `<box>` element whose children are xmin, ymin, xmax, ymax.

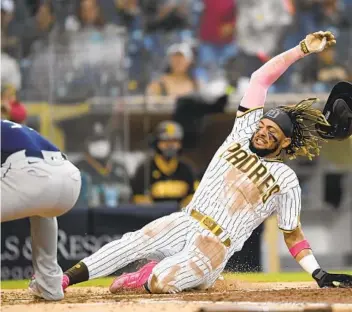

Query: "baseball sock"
<box><xmin>64</xmin><ymin>262</ymin><xmax>89</xmax><ymax>285</ymax></box>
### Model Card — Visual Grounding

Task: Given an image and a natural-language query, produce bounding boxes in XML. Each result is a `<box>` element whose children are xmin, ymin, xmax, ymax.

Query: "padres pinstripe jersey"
<box><xmin>185</xmin><ymin>108</ymin><xmax>301</xmax><ymax>253</ymax></box>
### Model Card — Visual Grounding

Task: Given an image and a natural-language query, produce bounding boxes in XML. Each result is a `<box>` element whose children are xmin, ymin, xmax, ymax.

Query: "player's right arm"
<box><xmin>238</xmin><ymin>30</ymin><xmax>336</xmax><ymax>113</ymax></box>
<box><xmin>228</xmin><ymin>31</ymin><xmax>336</xmax><ymax>143</ymax></box>
<box><xmin>237</xmin><ymin>46</ymin><xmax>304</xmax><ymax>116</ymax></box>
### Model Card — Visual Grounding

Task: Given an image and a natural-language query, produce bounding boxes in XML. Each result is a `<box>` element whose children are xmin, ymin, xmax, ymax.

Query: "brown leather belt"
<box><xmin>190</xmin><ymin>209</ymin><xmax>231</xmax><ymax>248</ymax></box>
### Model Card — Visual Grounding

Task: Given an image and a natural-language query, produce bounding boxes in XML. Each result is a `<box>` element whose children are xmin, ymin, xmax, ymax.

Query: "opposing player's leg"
<box><xmin>28</xmin><ymin>216</ymin><xmax>64</xmax><ymax>300</ymax></box>
<box><xmin>63</xmin><ymin>212</ymin><xmax>192</xmax><ymax>288</ymax></box>
<box><xmin>146</xmin><ymin>231</ymin><xmax>229</xmax><ymax>293</ymax></box>
<box><xmin>28</xmin><ymin>162</ymin><xmax>80</xmax><ymax>299</ymax></box>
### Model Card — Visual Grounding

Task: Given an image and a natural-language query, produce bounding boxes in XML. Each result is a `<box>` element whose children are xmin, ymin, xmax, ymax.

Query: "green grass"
<box><xmin>1</xmin><ymin>277</ymin><xmax>115</xmax><ymax>289</ymax></box>
<box><xmin>2</xmin><ymin>271</ymin><xmax>351</xmax><ymax>290</ymax></box>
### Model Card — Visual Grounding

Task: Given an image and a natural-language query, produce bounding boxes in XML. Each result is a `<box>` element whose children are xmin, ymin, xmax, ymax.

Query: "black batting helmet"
<box><xmin>149</xmin><ymin>120</ymin><xmax>184</xmax><ymax>148</ymax></box>
<box><xmin>154</xmin><ymin>120</ymin><xmax>183</xmax><ymax>140</ymax></box>
<box><xmin>316</xmin><ymin>81</ymin><xmax>352</xmax><ymax>141</ymax></box>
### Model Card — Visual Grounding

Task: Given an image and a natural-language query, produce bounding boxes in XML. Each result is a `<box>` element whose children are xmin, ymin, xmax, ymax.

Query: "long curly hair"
<box><xmin>279</xmin><ymin>98</ymin><xmax>330</xmax><ymax>160</ymax></box>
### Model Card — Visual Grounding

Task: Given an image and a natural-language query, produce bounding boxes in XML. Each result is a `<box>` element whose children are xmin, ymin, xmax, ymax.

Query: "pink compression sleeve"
<box><xmin>240</xmin><ymin>46</ymin><xmax>305</xmax><ymax>110</ymax></box>
<box><xmin>289</xmin><ymin>240</ymin><xmax>311</xmax><ymax>258</ymax></box>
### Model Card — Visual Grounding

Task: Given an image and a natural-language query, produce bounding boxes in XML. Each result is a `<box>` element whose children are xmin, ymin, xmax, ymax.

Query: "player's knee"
<box><xmin>148</xmin><ymin>265</ymin><xmax>181</xmax><ymax>294</ymax></box>
<box><xmin>194</xmin><ymin>235</ymin><xmax>227</xmax><ymax>271</ymax></box>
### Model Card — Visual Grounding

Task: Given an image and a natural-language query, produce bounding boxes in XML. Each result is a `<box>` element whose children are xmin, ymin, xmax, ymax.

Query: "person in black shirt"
<box><xmin>75</xmin><ymin>124</ymin><xmax>131</xmax><ymax>208</ymax></box>
<box><xmin>132</xmin><ymin>120</ymin><xmax>197</xmax><ymax>208</ymax></box>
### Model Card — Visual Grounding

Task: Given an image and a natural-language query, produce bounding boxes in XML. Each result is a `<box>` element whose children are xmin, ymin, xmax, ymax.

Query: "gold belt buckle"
<box><xmin>197</xmin><ymin>212</ymin><xmax>230</xmax><ymax>247</ymax></box>
<box><xmin>200</xmin><ymin>215</ymin><xmax>221</xmax><ymax>235</ymax></box>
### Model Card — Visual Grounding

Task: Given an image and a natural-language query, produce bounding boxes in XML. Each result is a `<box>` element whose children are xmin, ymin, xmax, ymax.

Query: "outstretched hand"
<box><xmin>300</xmin><ymin>31</ymin><xmax>336</xmax><ymax>54</ymax></box>
<box><xmin>312</xmin><ymin>268</ymin><xmax>352</xmax><ymax>288</ymax></box>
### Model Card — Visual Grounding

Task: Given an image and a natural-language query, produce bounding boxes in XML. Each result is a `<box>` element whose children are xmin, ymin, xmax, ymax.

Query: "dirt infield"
<box><xmin>2</xmin><ymin>280</ymin><xmax>352</xmax><ymax>312</ymax></box>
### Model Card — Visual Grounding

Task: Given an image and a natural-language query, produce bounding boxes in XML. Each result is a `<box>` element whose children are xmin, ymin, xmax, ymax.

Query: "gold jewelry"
<box><xmin>300</xmin><ymin>40</ymin><xmax>310</xmax><ymax>54</ymax></box>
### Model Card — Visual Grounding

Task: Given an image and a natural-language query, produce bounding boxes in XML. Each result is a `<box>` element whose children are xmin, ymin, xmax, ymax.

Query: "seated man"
<box><xmin>75</xmin><ymin>123</ymin><xmax>131</xmax><ymax>208</ymax></box>
<box><xmin>62</xmin><ymin>31</ymin><xmax>352</xmax><ymax>293</ymax></box>
<box><xmin>132</xmin><ymin>120</ymin><xmax>197</xmax><ymax>208</ymax></box>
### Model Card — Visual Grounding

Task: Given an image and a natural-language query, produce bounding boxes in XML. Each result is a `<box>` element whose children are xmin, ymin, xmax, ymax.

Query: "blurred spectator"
<box><xmin>5</xmin><ymin>0</ymin><xmax>56</xmax><ymax>59</ymax></box>
<box><xmin>1</xmin><ymin>0</ymin><xmax>19</xmax><ymax>57</ymax></box>
<box><xmin>286</xmin><ymin>0</ymin><xmax>318</xmax><ymax>40</ymax></box>
<box><xmin>65</xmin><ymin>0</ymin><xmax>121</xmax><ymax>39</ymax></box>
<box><xmin>24</xmin><ymin>0</ymin><xmax>126</xmax><ymax>102</ymax></box>
<box><xmin>316</xmin><ymin>0</ymin><xmax>348</xmax><ymax>30</ymax></box>
<box><xmin>224</xmin><ymin>52</ymin><xmax>264</xmax><ymax>95</ymax></box>
<box><xmin>75</xmin><ymin>123</ymin><xmax>131</xmax><ymax>208</ymax></box>
<box><xmin>281</xmin><ymin>0</ymin><xmax>351</xmax><ymax>92</ymax></box>
<box><xmin>110</xmin><ymin>0</ymin><xmax>147</xmax><ymax>94</ymax></box>
<box><xmin>67</xmin><ymin>0</ymin><xmax>124</xmax><ymax>69</ymax></box>
<box><xmin>301</xmin><ymin>48</ymin><xmax>349</xmax><ymax>92</ymax></box>
<box><xmin>147</xmin><ymin>43</ymin><xmax>198</xmax><ymax>97</ymax></box>
<box><xmin>75</xmin><ymin>0</ymin><xmax>104</xmax><ymax>29</ymax></box>
<box><xmin>198</xmin><ymin>0</ymin><xmax>237</xmax><ymax>73</ymax></box>
<box><xmin>232</xmin><ymin>0</ymin><xmax>293</xmax><ymax>92</ymax></box>
<box><xmin>278</xmin><ymin>0</ymin><xmax>318</xmax><ymax>92</ymax></box>
<box><xmin>236</xmin><ymin>0</ymin><xmax>292</xmax><ymax>58</ymax></box>
<box><xmin>2</xmin><ymin>0</ymin><xmax>351</xmax><ymax>98</ymax></box>
<box><xmin>1</xmin><ymin>51</ymin><xmax>21</xmax><ymax>89</ymax></box>
<box><xmin>1</xmin><ymin>84</ymin><xmax>27</xmax><ymax>124</ymax></box>
<box><xmin>35</xmin><ymin>1</ymin><xmax>56</xmax><ymax>32</ymax></box>
<box><xmin>131</xmin><ymin>121</ymin><xmax>197</xmax><ymax>208</ymax></box>
<box><xmin>140</xmin><ymin>0</ymin><xmax>193</xmax><ymax>70</ymax></box>
<box><xmin>141</xmin><ymin>0</ymin><xmax>190</xmax><ymax>34</ymax></box>
<box><xmin>114</xmin><ymin>0</ymin><xmax>140</xmax><ymax>27</ymax></box>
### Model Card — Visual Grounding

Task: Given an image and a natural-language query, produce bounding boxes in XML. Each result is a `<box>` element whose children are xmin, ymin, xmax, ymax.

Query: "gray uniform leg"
<box><xmin>30</xmin><ymin>216</ymin><xmax>64</xmax><ymax>300</ymax></box>
<box><xmin>1</xmin><ymin>151</ymin><xmax>81</xmax><ymax>300</ymax></box>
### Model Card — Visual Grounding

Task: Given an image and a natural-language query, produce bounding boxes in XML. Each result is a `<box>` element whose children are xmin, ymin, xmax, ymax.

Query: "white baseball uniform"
<box><xmin>80</xmin><ymin>46</ymin><xmax>305</xmax><ymax>293</ymax></box>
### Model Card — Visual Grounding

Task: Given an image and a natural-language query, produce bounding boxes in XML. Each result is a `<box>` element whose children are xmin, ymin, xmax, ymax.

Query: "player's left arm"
<box><xmin>284</xmin><ymin>226</ymin><xmax>352</xmax><ymax>288</ymax></box>
<box><xmin>226</xmin><ymin>31</ymin><xmax>336</xmax><ymax>144</ymax></box>
<box><xmin>278</xmin><ymin>184</ymin><xmax>352</xmax><ymax>288</ymax></box>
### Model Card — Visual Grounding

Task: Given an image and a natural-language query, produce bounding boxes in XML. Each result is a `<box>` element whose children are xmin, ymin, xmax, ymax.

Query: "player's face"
<box><xmin>157</xmin><ymin>140</ymin><xmax>181</xmax><ymax>150</ymax></box>
<box><xmin>250</xmin><ymin>119</ymin><xmax>291</xmax><ymax>157</ymax></box>
<box><xmin>157</xmin><ymin>140</ymin><xmax>182</xmax><ymax>159</ymax></box>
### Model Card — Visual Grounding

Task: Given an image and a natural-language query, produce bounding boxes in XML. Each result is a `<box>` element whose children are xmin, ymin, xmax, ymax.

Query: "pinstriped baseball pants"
<box><xmin>82</xmin><ymin>211</ymin><xmax>232</xmax><ymax>293</ymax></box>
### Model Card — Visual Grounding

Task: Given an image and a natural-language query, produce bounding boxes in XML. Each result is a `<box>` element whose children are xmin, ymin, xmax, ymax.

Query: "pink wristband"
<box><xmin>289</xmin><ymin>240</ymin><xmax>311</xmax><ymax>258</ymax></box>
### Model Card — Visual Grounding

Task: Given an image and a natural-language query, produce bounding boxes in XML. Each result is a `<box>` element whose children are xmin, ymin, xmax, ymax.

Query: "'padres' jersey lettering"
<box><xmin>220</xmin><ymin>142</ymin><xmax>280</xmax><ymax>204</ymax></box>
<box><xmin>186</xmin><ymin>108</ymin><xmax>301</xmax><ymax>253</ymax></box>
